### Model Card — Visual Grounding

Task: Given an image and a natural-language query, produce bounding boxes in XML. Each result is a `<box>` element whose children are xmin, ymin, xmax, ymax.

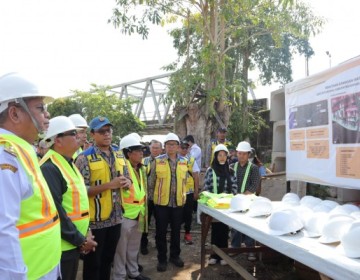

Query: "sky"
<box><xmin>1</xmin><ymin>0</ymin><xmax>360</xmax><ymax>100</ymax></box>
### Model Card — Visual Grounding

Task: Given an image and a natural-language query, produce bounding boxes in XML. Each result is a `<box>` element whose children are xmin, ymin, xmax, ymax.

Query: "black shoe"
<box><xmin>128</xmin><ymin>274</ymin><xmax>151</xmax><ymax>280</ymax></box>
<box><xmin>138</xmin><ymin>264</ymin><xmax>143</xmax><ymax>273</ymax></box>
<box><xmin>141</xmin><ymin>246</ymin><xmax>149</xmax><ymax>255</ymax></box>
<box><xmin>169</xmin><ymin>256</ymin><xmax>184</xmax><ymax>267</ymax></box>
<box><xmin>157</xmin><ymin>262</ymin><xmax>167</xmax><ymax>272</ymax></box>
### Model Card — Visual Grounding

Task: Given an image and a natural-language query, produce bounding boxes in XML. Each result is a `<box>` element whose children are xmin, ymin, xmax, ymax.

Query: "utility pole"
<box><xmin>326</xmin><ymin>51</ymin><xmax>332</xmax><ymax>68</ymax></box>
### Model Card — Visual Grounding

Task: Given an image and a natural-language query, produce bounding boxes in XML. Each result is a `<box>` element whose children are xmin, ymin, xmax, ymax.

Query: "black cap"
<box><xmin>180</xmin><ymin>140</ymin><xmax>190</xmax><ymax>146</ymax></box>
<box><xmin>217</xmin><ymin>127</ymin><xmax>227</xmax><ymax>132</ymax></box>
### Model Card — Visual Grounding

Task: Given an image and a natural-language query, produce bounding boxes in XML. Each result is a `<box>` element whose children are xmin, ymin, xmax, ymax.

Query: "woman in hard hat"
<box><xmin>203</xmin><ymin>144</ymin><xmax>237</xmax><ymax>265</ymax></box>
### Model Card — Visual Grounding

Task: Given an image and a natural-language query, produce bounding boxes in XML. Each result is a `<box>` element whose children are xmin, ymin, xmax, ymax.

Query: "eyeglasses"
<box><xmin>180</xmin><ymin>146</ymin><xmax>189</xmax><ymax>150</ymax></box>
<box><xmin>94</xmin><ymin>127</ymin><xmax>113</xmax><ymax>135</ymax></box>
<box><xmin>57</xmin><ymin>130</ymin><xmax>77</xmax><ymax>137</ymax></box>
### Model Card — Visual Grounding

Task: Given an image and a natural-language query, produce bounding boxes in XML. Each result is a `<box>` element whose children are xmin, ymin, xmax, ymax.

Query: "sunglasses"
<box><xmin>180</xmin><ymin>146</ymin><xmax>189</xmax><ymax>149</ymax></box>
<box><xmin>57</xmin><ymin>130</ymin><xmax>77</xmax><ymax>137</ymax></box>
<box><xmin>94</xmin><ymin>127</ymin><xmax>113</xmax><ymax>135</ymax></box>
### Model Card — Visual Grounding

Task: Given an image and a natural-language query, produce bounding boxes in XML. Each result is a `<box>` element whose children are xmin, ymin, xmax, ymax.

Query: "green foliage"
<box><xmin>227</xmin><ymin>102</ymin><xmax>268</xmax><ymax>144</ymax></box>
<box><xmin>47</xmin><ymin>85</ymin><xmax>145</xmax><ymax>141</ymax></box>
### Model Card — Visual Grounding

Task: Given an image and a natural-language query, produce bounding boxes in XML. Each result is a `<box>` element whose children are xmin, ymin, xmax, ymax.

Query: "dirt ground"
<box><xmin>76</xmin><ymin>214</ymin><xmax>313</xmax><ymax>280</ymax></box>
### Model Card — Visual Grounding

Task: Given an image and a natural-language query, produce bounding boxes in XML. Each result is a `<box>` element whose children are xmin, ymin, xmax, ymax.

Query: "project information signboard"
<box><xmin>285</xmin><ymin>56</ymin><xmax>360</xmax><ymax>189</ymax></box>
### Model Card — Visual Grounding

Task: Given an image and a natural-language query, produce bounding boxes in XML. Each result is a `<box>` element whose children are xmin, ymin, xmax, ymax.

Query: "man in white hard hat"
<box><xmin>0</xmin><ymin>72</ymin><xmax>62</xmax><ymax>279</ymax></box>
<box><xmin>75</xmin><ymin>116</ymin><xmax>131</xmax><ymax>280</ymax></box>
<box><xmin>113</xmin><ymin>134</ymin><xmax>150</xmax><ymax>280</ymax></box>
<box><xmin>40</xmin><ymin>116</ymin><xmax>98</xmax><ymax>280</ymax></box>
<box><xmin>230</xmin><ymin>141</ymin><xmax>260</xmax><ymax>261</ymax></box>
<box><xmin>148</xmin><ymin>132</ymin><xmax>188</xmax><ymax>272</ymax></box>
<box><xmin>140</xmin><ymin>139</ymin><xmax>163</xmax><ymax>255</ymax></box>
<box><xmin>69</xmin><ymin>113</ymin><xmax>89</xmax><ymax>158</ymax></box>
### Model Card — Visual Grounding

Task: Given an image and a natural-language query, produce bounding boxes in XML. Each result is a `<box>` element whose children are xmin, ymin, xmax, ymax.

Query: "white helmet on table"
<box><xmin>337</xmin><ymin>221</ymin><xmax>360</xmax><ymax>258</ymax></box>
<box><xmin>266</xmin><ymin>209</ymin><xmax>303</xmax><ymax>236</ymax></box>
<box><xmin>281</xmin><ymin>192</ymin><xmax>300</xmax><ymax>206</ymax></box>
<box><xmin>300</xmin><ymin>195</ymin><xmax>322</xmax><ymax>209</ymax></box>
<box><xmin>248</xmin><ymin>197</ymin><xmax>272</xmax><ymax>217</ymax></box>
<box><xmin>229</xmin><ymin>194</ymin><xmax>252</xmax><ymax>213</ymax></box>
<box><xmin>303</xmin><ymin>212</ymin><xmax>328</xmax><ymax>238</ymax></box>
<box><xmin>318</xmin><ymin>215</ymin><xmax>354</xmax><ymax>244</ymax></box>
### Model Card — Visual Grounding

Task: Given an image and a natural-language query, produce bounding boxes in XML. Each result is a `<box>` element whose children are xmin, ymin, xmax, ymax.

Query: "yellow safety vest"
<box><xmin>40</xmin><ymin>149</ymin><xmax>90</xmax><ymax>251</ymax></box>
<box><xmin>210</xmin><ymin>139</ymin><xmax>232</xmax><ymax>164</ymax></box>
<box><xmin>86</xmin><ymin>149</ymin><xmax>125</xmax><ymax>221</ymax></box>
<box><xmin>0</xmin><ymin>135</ymin><xmax>61</xmax><ymax>280</ymax></box>
<box><xmin>121</xmin><ymin>160</ymin><xmax>147</xmax><ymax>230</ymax></box>
<box><xmin>153</xmin><ymin>155</ymin><xmax>188</xmax><ymax>206</ymax></box>
<box><xmin>185</xmin><ymin>156</ymin><xmax>195</xmax><ymax>193</ymax></box>
<box><xmin>72</xmin><ymin>147</ymin><xmax>83</xmax><ymax>160</ymax></box>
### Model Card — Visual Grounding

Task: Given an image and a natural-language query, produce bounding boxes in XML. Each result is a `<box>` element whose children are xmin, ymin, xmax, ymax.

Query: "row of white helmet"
<box><xmin>274</xmin><ymin>193</ymin><xmax>360</xmax><ymax>258</ymax></box>
<box><xmin>228</xmin><ymin>192</ymin><xmax>360</xmax><ymax>258</ymax></box>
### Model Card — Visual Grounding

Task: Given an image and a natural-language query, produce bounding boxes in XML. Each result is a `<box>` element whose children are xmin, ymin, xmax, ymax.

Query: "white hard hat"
<box><xmin>44</xmin><ymin>116</ymin><xmax>78</xmax><ymax>146</ymax></box>
<box><xmin>318</xmin><ymin>215</ymin><xmax>354</xmax><ymax>244</ymax></box>
<box><xmin>328</xmin><ymin>206</ymin><xmax>353</xmax><ymax>219</ymax></box>
<box><xmin>303</xmin><ymin>212</ymin><xmax>328</xmax><ymax>238</ymax></box>
<box><xmin>337</xmin><ymin>221</ymin><xmax>360</xmax><ymax>258</ymax></box>
<box><xmin>229</xmin><ymin>194</ymin><xmax>252</xmax><ymax>213</ymax></box>
<box><xmin>214</xmin><ymin>144</ymin><xmax>229</xmax><ymax>154</ymax></box>
<box><xmin>319</xmin><ymin>200</ymin><xmax>339</xmax><ymax>210</ymax></box>
<box><xmin>341</xmin><ymin>204</ymin><xmax>359</xmax><ymax>214</ymax></box>
<box><xmin>266</xmin><ymin>209</ymin><xmax>303</xmax><ymax>236</ymax></box>
<box><xmin>292</xmin><ymin>205</ymin><xmax>314</xmax><ymax>226</ymax></box>
<box><xmin>281</xmin><ymin>192</ymin><xmax>300</xmax><ymax>206</ymax></box>
<box><xmin>68</xmin><ymin>114</ymin><xmax>88</xmax><ymax>128</ymax></box>
<box><xmin>128</xmin><ymin>132</ymin><xmax>141</xmax><ymax>142</ymax></box>
<box><xmin>248</xmin><ymin>197</ymin><xmax>273</xmax><ymax>217</ymax></box>
<box><xmin>350</xmin><ymin>211</ymin><xmax>360</xmax><ymax>220</ymax></box>
<box><xmin>0</xmin><ymin>72</ymin><xmax>53</xmax><ymax>113</ymax></box>
<box><xmin>120</xmin><ymin>134</ymin><xmax>143</xmax><ymax>150</ymax></box>
<box><xmin>164</xmin><ymin>132</ymin><xmax>180</xmax><ymax>143</ymax></box>
<box><xmin>236</xmin><ymin>141</ymin><xmax>252</xmax><ymax>152</ymax></box>
<box><xmin>300</xmin><ymin>195</ymin><xmax>322</xmax><ymax>209</ymax></box>
<box><xmin>313</xmin><ymin>204</ymin><xmax>332</xmax><ymax>213</ymax></box>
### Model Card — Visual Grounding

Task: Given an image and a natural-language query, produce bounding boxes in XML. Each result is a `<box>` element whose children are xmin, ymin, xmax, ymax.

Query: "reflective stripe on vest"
<box><xmin>185</xmin><ymin>155</ymin><xmax>195</xmax><ymax>193</ymax></box>
<box><xmin>154</xmin><ymin>155</ymin><xmax>188</xmax><ymax>206</ymax></box>
<box><xmin>121</xmin><ymin>160</ymin><xmax>146</xmax><ymax>219</ymax></box>
<box><xmin>0</xmin><ymin>135</ymin><xmax>61</xmax><ymax>280</ymax></box>
<box><xmin>40</xmin><ymin>150</ymin><xmax>89</xmax><ymax>251</ymax></box>
<box><xmin>234</xmin><ymin>162</ymin><xmax>252</xmax><ymax>193</ymax></box>
<box><xmin>87</xmin><ymin>151</ymin><xmax>124</xmax><ymax>221</ymax></box>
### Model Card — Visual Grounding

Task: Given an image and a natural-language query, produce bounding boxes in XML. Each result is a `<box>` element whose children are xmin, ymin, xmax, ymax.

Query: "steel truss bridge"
<box><xmin>106</xmin><ymin>73</ymin><xmax>174</xmax><ymax>134</ymax></box>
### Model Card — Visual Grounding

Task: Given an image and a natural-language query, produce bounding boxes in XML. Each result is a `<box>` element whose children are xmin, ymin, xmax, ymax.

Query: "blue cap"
<box><xmin>89</xmin><ymin>116</ymin><xmax>112</xmax><ymax>130</ymax></box>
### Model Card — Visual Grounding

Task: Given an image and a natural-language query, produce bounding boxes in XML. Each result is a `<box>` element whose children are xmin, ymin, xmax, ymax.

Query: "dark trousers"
<box><xmin>155</xmin><ymin>205</ymin><xmax>183</xmax><ymax>263</ymax></box>
<box><xmin>183</xmin><ymin>193</ymin><xmax>194</xmax><ymax>233</ymax></box>
<box><xmin>210</xmin><ymin>222</ymin><xmax>229</xmax><ymax>260</ymax></box>
<box><xmin>61</xmin><ymin>249</ymin><xmax>80</xmax><ymax>280</ymax></box>
<box><xmin>82</xmin><ymin>224</ymin><xmax>121</xmax><ymax>280</ymax></box>
<box><xmin>140</xmin><ymin>199</ymin><xmax>155</xmax><ymax>249</ymax></box>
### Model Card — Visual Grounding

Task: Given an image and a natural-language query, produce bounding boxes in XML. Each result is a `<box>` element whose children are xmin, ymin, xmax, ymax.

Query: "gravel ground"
<box><xmin>76</xmin><ymin>214</ymin><xmax>313</xmax><ymax>279</ymax></box>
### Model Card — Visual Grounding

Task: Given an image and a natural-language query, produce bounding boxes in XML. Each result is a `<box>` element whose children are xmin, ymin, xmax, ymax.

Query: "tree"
<box><xmin>48</xmin><ymin>85</ymin><xmax>145</xmax><ymax>141</ymax></box>
<box><xmin>110</xmin><ymin>0</ymin><xmax>323</xmax><ymax>164</ymax></box>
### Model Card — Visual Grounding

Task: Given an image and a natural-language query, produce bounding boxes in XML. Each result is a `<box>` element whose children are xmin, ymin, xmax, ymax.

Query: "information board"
<box><xmin>285</xmin><ymin>56</ymin><xmax>360</xmax><ymax>189</ymax></box>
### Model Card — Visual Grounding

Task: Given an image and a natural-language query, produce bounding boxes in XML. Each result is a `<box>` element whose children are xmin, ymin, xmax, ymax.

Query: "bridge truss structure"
<box><xmin>106</xmin><ymin>73</ymin><xmax>174</xmax><ymax>133</ymax></box>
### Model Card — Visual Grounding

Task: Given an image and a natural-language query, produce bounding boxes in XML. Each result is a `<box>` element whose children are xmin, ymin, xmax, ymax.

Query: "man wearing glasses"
<box><xmin>75</xmin><ymin>116</ymin><xmax>131</xmax><ymax>280</ymax></box>
<box><xmin>40</xmin><ymin>116</ymin><xmax>97</xmax><ymax>280</ymax></box>
<box><xmin>148</xmin><ymin>133</ymin><xmax>188</xmax><ymax>272</ymax></box>
<box><xmin>0</xmin><ymin>73</ymin><xmax>61</xmax><ymax>279</ymax></box>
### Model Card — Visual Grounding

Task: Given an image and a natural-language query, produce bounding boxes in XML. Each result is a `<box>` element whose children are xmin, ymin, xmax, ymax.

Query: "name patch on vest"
<box><xmin>0</xmin><ymin>163</ymin><xmax>18</xmax><ymax>173</ymax></box>
<box><xmin>89</xmin><ymin>158</ymin><xmax>102</xmax><ymax>162</ymax></box>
